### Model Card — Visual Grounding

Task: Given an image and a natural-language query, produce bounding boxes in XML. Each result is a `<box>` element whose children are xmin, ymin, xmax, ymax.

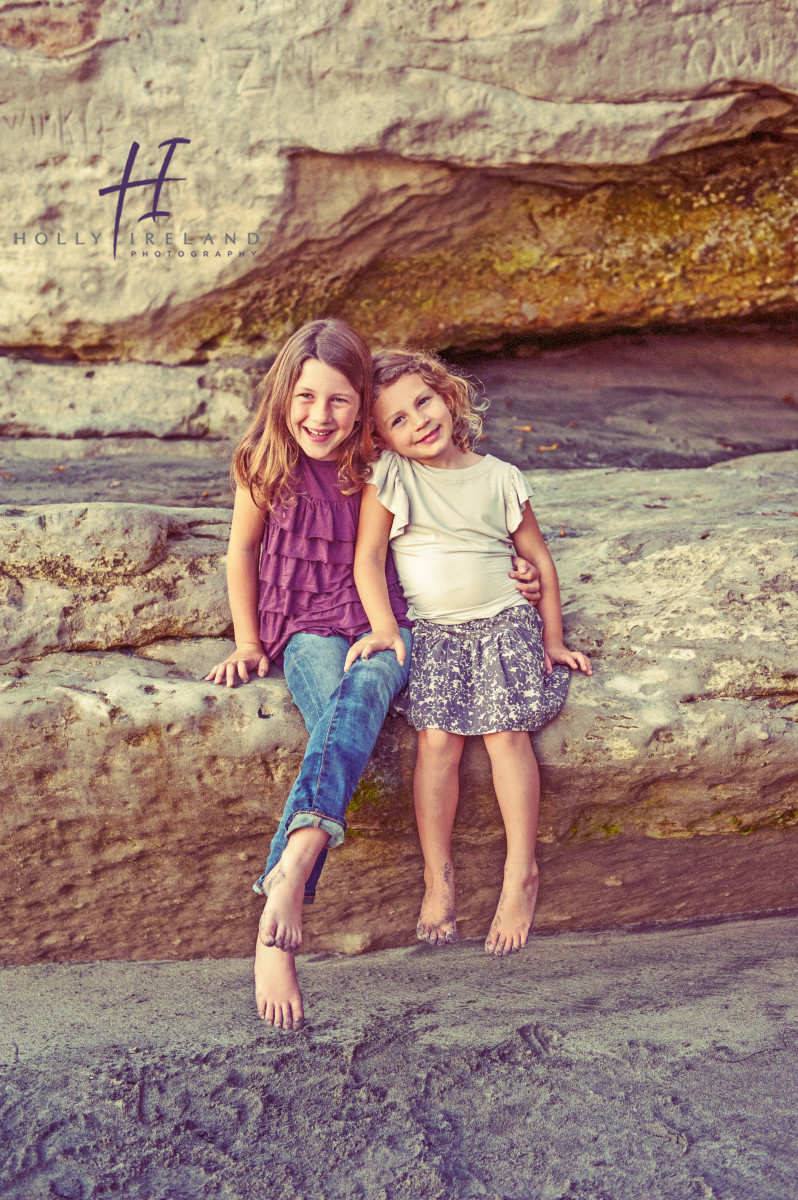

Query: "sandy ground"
<box><xmin>1</xmin><ymin>914</ymin><xmax>796</xmax><ymax>1200</ymax></box>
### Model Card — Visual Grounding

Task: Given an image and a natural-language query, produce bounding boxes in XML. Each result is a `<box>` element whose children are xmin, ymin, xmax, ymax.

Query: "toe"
<box><xmin>263</xmin><ymin>1000</ymin><xmax>275</xmax><ymax>1025</ymax></box>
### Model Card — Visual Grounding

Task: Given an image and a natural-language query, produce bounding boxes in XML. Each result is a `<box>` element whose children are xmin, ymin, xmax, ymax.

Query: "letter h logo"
<box><xmin>99</xmin><ymin>137</ymin><xmax>190</xmax><ymax>259</ymax></box>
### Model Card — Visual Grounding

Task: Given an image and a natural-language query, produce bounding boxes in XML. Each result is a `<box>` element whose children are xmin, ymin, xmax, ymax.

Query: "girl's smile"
<box><xmin>289</xmin><ymin>358</ymin><xmax>361</xmax><ymax>462</ymax></box>
<box><xmin>375</xmin><ymin>373</ymin><xmax>463</xmax><ymax>468</ymax></box>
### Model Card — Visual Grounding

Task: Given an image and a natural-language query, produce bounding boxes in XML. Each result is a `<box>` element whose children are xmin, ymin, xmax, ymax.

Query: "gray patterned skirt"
<box><xmin>398</xmin><ymin>605</ymin><xmax>570</xmax><ymax>736</ymax></box>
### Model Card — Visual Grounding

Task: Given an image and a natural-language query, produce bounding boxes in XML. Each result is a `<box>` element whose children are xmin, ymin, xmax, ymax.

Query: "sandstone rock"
<box><xmin>0</xmin><ymin>436</ymin><xmax>235</xmax><ymax>461</ymax></box>
<box><xmin>0</xmin><ymin>503</ymin><xmax>231</xmax><ymax>660</ymax></box>
<box><xmin>1</xmin><ymin>453</ymin><xmax>795</xmax><ymax>964</ymax></box>
<box><xmin>3</xmin><ymin>332</ymin><xmax>797</xmax><ymax>516</ymax></box>
<box><xmin>0</xmin><ymin>359</ymin><xmax>253</xmax><ymax>439</ymax></box>
<box><xmin>2</xmin><ymin>2</ymin><xmax>798</xmax><ymax>359</ymax></box>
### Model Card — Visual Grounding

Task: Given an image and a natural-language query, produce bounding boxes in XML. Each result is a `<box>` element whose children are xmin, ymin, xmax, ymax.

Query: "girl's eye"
<box><xmin>418</xmin><ymin>395</ymin><xmax>431</xmax><ymax>406</ymax></box>
<box><xmin>391</xmin><ymin>415</ymin><xmax>405</xmax><ymax>427</ymax></box>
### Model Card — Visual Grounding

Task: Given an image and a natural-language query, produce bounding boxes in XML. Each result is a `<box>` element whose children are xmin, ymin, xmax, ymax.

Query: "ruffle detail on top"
<box><xmin>266</xmin><ymin>523</ymin><xmax>357</xmax><ymax>566</ymax></box>
<box><xmin>257</xmin><ymin>468</ymin><xmax>408</xmax><ymax>659</ymax></box>
<box><xmin>369</xmin><ymin>451</ymin><xmax>410</xmax><ymax>541</ymax></box>
<box><xmin>258</xmin><ymin>569</ymin><xmax>363</xmax><ymax>616</ymax></box>
<box><xmin>504</xmin><ymin>465</ymin><xmax>535</xmax><ymax>534</ymax></box>
<box><xmin>270</xmin><ymin>494</ymin><xmax>359</xmax><ymax>546</ymax></box>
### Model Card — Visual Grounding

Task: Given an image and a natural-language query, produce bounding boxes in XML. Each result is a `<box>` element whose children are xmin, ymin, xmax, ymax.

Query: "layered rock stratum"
<box><xmin>2</xmin><ymin>442</ymin><xmax>796</xmax><ymax>964</ymax></box>
<box><xmin>2</xmin><ymin>0</ymin><xmax>798</xmax><ymax>359</ymax></box>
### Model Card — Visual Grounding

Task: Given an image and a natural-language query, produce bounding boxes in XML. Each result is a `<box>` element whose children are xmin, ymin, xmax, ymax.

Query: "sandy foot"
<box><xmin>417</xmin><ymin>862</ymin><xmax>458</xmax><ymax>946</ymax></box>
<box><xmin>254</xmin><ymin>935</ymin><xmax>304</xmax><ymax>1031</ymax></box>
<box><xmin>484</xmin><ymin>864</ymin><xmax>539</xmax><ymax>956</ymax></box>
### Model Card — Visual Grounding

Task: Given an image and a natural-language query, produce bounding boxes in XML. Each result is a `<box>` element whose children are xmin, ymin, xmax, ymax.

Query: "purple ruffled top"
<box><xmin>258</xmin><ymin>453</ymin><xmax>410</xmax><ymax>660</ymax></box>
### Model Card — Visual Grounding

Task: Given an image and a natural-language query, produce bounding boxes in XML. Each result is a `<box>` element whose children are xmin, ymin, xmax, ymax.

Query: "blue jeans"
<box><xmin>253</xmin><ymin>627</ymin><xmax>412</xmax><ymax>903</ymax></box>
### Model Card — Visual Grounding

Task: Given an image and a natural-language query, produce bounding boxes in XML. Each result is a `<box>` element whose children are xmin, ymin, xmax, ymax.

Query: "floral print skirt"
<box><xmin>399</xmin><ymin>605</ymin><xmax>570</xmax><ymax>736</ymax></box>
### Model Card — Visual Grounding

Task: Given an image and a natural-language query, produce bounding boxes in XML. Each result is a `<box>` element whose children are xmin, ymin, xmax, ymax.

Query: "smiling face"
<box><xmin>374</xmin><ymin>372</ymin><xmax>460</xmax><ymax>466</ymax></box>
<box><xmin>288</xmin><ymin>357</ymin><xmax>361</xmax><ymax>462</ymax></box>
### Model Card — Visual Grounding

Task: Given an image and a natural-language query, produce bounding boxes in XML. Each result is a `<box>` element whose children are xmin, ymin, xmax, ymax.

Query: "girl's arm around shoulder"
<box><xmin>344</xmin><ymin>482</ymin><xmax>406</xmax><ymax>671</ymax></box>
<box><xmin>205</xmin><ymin>482</ymin><xmax>271</xmax><ymax>687</ymax></box>
<box><xmin>511</xmin><ymin>502</ymin><xmax>592</xmax><ymax>677</ymax></box>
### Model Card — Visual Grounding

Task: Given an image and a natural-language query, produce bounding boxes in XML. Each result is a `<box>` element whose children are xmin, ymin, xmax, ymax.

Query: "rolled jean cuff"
<box><xmin>285</xmin><ymin>810</ymin><xmax>346</xmax><ymax>850</ymax></box>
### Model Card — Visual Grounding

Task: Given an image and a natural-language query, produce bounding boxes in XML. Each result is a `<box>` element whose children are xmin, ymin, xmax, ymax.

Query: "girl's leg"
<box><xmin>414</xmin><ymin>727</ymin><xmax>466</xmax><ymax>945</ymax></box>
<box><xmin>481</xmin><ymin>730</ymin><xmax>540</xmax><ymax>956</ymax></box>
<box><xmin>259</xmin><ymin>628</ymin><xmax>411</xmax><ymax>928</ymax></box>
<box><xmin>254</xmin><ymin>633</ymin><xmax>349</xmax><ymax>1033</ymax></box>
<box><xmin>255</xmin><ymin>629</ymin><xmax>412</xmax><ymax>1028</ymax></box>
<box><xmin>259</xmin><ymin>632</ymin><xmax>352</xmax><ymax>901</ymax></box>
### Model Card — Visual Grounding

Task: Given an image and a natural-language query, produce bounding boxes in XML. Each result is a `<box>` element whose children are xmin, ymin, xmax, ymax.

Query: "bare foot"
<box><xmin>417</xmin><ymin>861</ymin><xmax>458</xmax><ymax>946</ymax></box>
<box><xmin>254</xmin><ymin>936</ymin><xmax>304</xmax><ymax>1031</ymax></box>
<box><xmin>484</xmin><ymin>863</ymin><xmax>539</xmax><ymax>957</ymax></box>
<box><xmin>258</xmin><ymin>867</ymin><xmax>305</xmax><ymax>952</ymax></box>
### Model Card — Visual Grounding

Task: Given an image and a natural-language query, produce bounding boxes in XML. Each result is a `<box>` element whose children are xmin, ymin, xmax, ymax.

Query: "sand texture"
<box><xmin>1</xmin><ymin>915</ymin><xmax>796</xmax><ymax>1199</ymax></box>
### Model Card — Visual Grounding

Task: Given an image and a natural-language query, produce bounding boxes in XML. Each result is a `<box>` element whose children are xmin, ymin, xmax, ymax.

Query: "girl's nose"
<box><xmin>309</xmin><ymin>398</ymin><xmax>332</xmax><ymax>424</ymax></box>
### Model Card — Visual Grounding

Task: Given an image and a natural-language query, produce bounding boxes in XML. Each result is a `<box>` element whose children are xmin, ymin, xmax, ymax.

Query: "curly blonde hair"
<box><xmin>371</xmin><ymin>348</ymin><xmax>487</xmax><ymax>451</ymax></box>
<box><xmin>232</xmin><ymin>319</ymin><xmax>375</xmax><ymax>516</ymax></box>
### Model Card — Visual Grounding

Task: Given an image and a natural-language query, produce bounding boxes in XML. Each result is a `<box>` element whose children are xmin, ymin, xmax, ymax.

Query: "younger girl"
<box><xmin>346</xmin><ymin>349</ymin><xmax>592</xmax><ymax>957</ymax></box>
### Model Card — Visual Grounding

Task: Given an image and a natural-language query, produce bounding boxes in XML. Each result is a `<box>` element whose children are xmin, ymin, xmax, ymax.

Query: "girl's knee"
<box><xmin>483</xmin><ymin>729</ymin><xmax>534</xmax><ymax>753</ymax></box>
<box><xmin>418</xmin><ymin>727</ymin><xmax>465</xmax><ymax>761</ymax></box>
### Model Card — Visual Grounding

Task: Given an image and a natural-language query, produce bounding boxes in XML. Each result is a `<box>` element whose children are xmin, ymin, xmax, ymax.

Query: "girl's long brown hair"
<box><xmin>232</xmin><ymin>319</ymin><xmax>375</xmax><ymax>515</ymax></box>
<box><xmin>371</xmin><ymin>348</ymin><xmax>487</xmax><ymax>451</ymax></box>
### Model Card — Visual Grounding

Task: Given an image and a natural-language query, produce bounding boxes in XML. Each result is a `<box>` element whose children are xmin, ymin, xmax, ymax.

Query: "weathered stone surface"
<box><xmin>2</xmin><ymin>2</ymin><xmax>798</xmax><ymax>359</ymax></box>
<box><xmin>0</xmin><ymin>359</ymin><xmax>253</xmax><ymax>439</ymax></box>
<box><xmin>1</xmin><ymin>452</ymin><xmax>796</xmax><ymax>964</ymax></box>
<box><xmin>3</xmin><ymin>333</ymin><xmax>797</xmax><ymax>516</ymax></box>
<box><xmin>0</xmin><ymin>503</ymin><xmax>231</xmax><ymax>660</ymax></box>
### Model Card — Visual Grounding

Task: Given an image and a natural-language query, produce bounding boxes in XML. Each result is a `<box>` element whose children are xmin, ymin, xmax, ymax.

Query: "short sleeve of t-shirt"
<box><xmin>370</xmin><ymin>452</ymin><xmax>411</xmax><ymax>539</ymax></box>
<box><xmin>504</xmin><ymin>464</ymin><xmax>534</xmax><ymax>533</ymax></box>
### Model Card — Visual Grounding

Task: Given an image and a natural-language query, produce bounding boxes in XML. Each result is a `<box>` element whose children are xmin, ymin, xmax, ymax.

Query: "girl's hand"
<box><xmin>344</xmin><ymin>630</ymin><xmax>406</xmax><ymax>672</ymax></box>
<box><xmin>544</xmin><ymin>642</ymin><xmax>593</xmax><ymax>676</ymax></box>
<box><xmin>510</xmin><ymin>556</ymin><xmax>541</xmax><ymax>605</ymax></box>
<box><xmin>204</xmin><ymin>643</ymin><xmax>270</xmax><ymax>687</ymax></box>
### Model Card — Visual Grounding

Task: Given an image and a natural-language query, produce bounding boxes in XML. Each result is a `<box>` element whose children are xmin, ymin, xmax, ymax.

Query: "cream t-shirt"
<box><xmin>370</xmin><ymin>451</ymin><xmax>534</xmax><ymax>624</ymax></box>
